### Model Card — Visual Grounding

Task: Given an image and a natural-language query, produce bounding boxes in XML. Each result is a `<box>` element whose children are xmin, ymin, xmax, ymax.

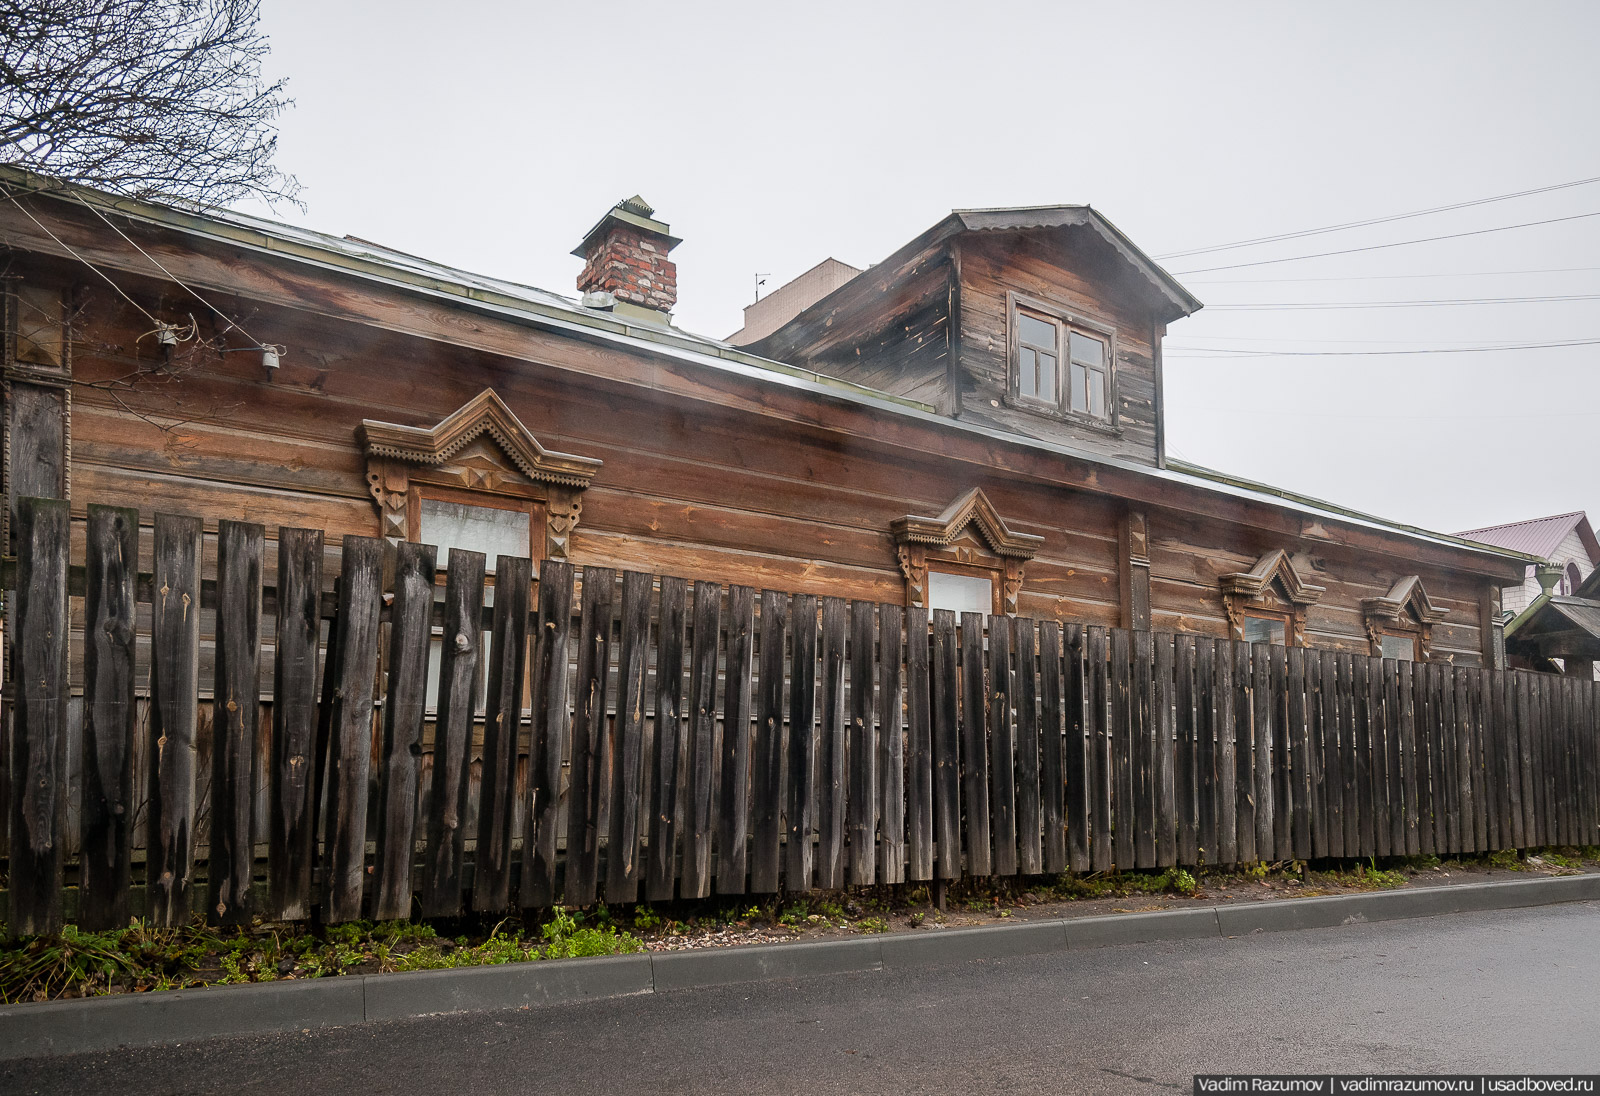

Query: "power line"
<box><xmin>1165</xmin><ymin>337</ymin><xmax>1600</xmax><ymax>358</ymax></box>
<box><xmin>1207</xmin><ymin>292</ymin><xmax>1600</xmax><ymax>311</ymax></box>
<box><xmin>1171</xmin><ymin>209</ymin><xmax>1600</xmax><ymax>276</ymax></box>
<box><xmin>1156</xmin><ymin>174</ymin><xmax>1600</xmax><ymax>260</ymax></box>
<box><xmin>1185</xmin><ymin>265</ymin><xmax>1600</xmax><ymax>285</ymax></box>
<box><xmin>2</xmin><ymin>186</ymin><xmax>161</xmax><ymax>328</ymax></box>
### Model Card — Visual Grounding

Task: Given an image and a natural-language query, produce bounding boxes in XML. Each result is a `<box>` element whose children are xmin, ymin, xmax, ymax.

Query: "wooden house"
<box><xmin>0</xmin><ymin>169</ymin><xmax>1531</xmax><ymax>666</ymax></box>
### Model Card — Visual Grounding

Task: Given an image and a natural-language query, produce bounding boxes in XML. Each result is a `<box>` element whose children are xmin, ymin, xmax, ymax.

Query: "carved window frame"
<box><xmin>1362</xmin><ymin>576</ymin><xmax>1448</xmax><ymax>662</ymax></box>
<box><xmin>359</xmin><ymin>388</ymin><xmax>602</xmax><ymax>563</ymax></box>
<box><xmin>1221</xmin><ymin>549</ymin><xmax>1325</xmax><ymax>647</ymax></box>
<box><xmin>892</xmin><ymin>487</ymin><xmax>1043</xmax><ymax>617</ymax></box>
<box><xmin>1005</xmin><ymin>290</ymin><xmax>1120</xmax><ymax>433</ymax></box>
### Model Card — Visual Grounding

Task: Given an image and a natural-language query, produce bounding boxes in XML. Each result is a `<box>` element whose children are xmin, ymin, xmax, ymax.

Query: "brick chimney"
<box><xmin>572</xmin><ymin>195</ymin><xmax>681</xmax><ymax>323</ymax></box>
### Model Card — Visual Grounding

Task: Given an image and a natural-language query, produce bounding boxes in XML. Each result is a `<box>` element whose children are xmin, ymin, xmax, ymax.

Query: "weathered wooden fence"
<box><xmin>3</xmin><ymin>498</ymin><xmax>1598</xmax><ymax>934</ymax></box>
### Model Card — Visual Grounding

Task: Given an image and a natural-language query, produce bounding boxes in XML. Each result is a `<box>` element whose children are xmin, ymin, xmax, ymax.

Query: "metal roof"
<box><xmin>0</xmin><ymin>167</ymin><xmax>1534</xmax><ymax>571</ymax></box>
<box><xmin>1457</xmin><ymin>512</ymin><xmax>1593</xmax><ymax>561</ymax></box>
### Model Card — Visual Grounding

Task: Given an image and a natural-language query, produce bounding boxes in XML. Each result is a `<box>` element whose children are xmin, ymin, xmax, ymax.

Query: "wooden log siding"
<box><xmin>3</xmin><ymin>502</ymin><xmax>1598</xmax><ymax>925</ymax></box>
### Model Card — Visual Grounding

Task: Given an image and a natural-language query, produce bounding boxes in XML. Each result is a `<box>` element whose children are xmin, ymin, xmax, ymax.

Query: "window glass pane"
<box><xmin>1037</xmin><ymin>352</ymin><xmax>1057</xmax><ymax>403</ymax></box>
<box><xmin>1018</xmin><ymin>312</ymin><xmax>1056</xmax><ymax>350</ymax></box>
<box><xmin>1380</xmin><ymin>633</ymin><xmax>1416</xmax><ymax>661</ymax></box>
<box><xmin>927</xmin><ymin>571</ymin><xmax>993</xmax><ymax>615</ymax></box>
<box><xmin>1088</xmin><ymin>368</ymin><xmax>1106</xmax><ymax>419</ymax></box>
<box><xmin>1069</xmin><ymin>331</ymin><xmax>1105</xmax><ymax>367</ymax></box>
<box><xmin>1070</xmin><ymin>362</ymin><xmax>1087</xmax><ymax>412</ymax></box>
<box><xmin>1243</xmin><ymin>615</ymin><xmax>1285</xmax><ymax>646</ymax></box>
<box><xmin>1018</xmin><ymin>346</ymin><xmax>1036</xmax><ymax>397</ymax></box>
<box><xmin>419</xmin><ymin>498</ymin><xmax>529</xmax><ymax>571</ymax></box>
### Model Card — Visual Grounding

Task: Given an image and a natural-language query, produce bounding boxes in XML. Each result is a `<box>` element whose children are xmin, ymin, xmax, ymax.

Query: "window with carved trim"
<box><xmin>927</xmin><ymin>564</ymin><xmax>999</xmax><ymax>616</ymax></box>
<box><xmin>1241</xmin><ymin>611</ymin><xmax>1289</xmax><ymax>647</ymax></box>
<box><xmin>1008</xmin><ymin>293</ymin><xmax>1116</xmax><ymax>426</ymax></box>
<box><xmin>892</xmin><ymin>487</ymin><xmax>1042</xmax><ymax>617</ymax></box>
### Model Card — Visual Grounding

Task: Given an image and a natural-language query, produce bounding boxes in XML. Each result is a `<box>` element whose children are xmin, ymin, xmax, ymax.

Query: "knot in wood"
<box><xmin>454</xmin><ymin>633</ymin><xmax>471</xmax><ymax>651</ymax></box>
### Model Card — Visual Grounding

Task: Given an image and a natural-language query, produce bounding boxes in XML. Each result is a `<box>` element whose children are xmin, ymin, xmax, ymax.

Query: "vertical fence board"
<box><xmin>565</xmin><ymin>567</ymin><xmax>616</xmax><ymax>906</ymax></box>
<box><xmin>1352</xmin><ymin>656</ymin><xmax>1374</xmax><ymax>859</ymax></box>
<box><xmin>1133</xmin><ymin>630</ymin><xmax>1156</xmax><ymax>869</ymax></box>
<box><xmin>1455</xmin><ymin>668</ymin><xmax>1477</xmax><ymax>856</ymax></box>
<box><xmin>1305</xmin><ymin>652</ymin><xmax>1326</xmax><ymax>859</ymax></box>
<box><xmin>269</xmin><ymin>527</ymin><xmax>323</xmax><ymax>921</ymax></box>
<box><xmin>1270</xmin><ymin>645</ymin><xmax>1292</xmax><ymax>861</ymax></box>
<box><xmin>931</xmin><ymin>609</ymin><xmax>962</xmax><ymax>880</ymax></box>
<box><xmin>988</xmin><ymin>616</ymin><xmax>1017</xmax><ymax>877</ymax></box>
<box><xmin>209</xmin><ymin>520</ymin><xmax>263</xmax><ymax>925</ymax></box>
<box><xmin>1175</xmin><ymin>635</ymin><xmax>1197</xmax><ymax>867</ymax></box>
<box><xmin>420</xmin><ymin>550</ymin><xmax>486</xmax><ymax>918</ymax></box>
<box><xmin>1213</xmin><ymin>640</ymin><xmax>1237</xmax><ymax>866</ymax></box>
<box><xmin>372</xmin><ymin>541</ymin><xmax>436</xmax><ymax>921</ymax></box>
<box><xmin>1252</xmin><ymin>644</ymin><xmax>1275</xmax><ymax>859</ymax></box>
<box><xmin>1196</xmin><ymin>637</ymin><xmax>1219</xmax><ymax>867</ymax></box>
<box><xmin>785</xmin><ymin>593</ymin><xmax>819</xmax><ymax>892</ymax></box>
<box><xmin>1396</xmin><ymin>660</ymin><xmax>1418</xmax><ymax>857</ymax></box>
<box><xmin>473</xmin><ymin>555</ymin><xmax>533</xmax><ymax>912</ymax></box>
<box><xmin>716</xmin><ymin>585</ymin><xmax>755</xmax><ymax>894</ymax></box>
<box><xmin>1039</xmin><ymin>621</ymin><xmax>1068</xmax><ymax>873</ymax></box>
<box><xmin>79</xmin><ymin>505</ymin><xmax>138</xmax><ymax>931</ymax></box>
<box><xmin>961</xmin><ymin>612</ymin><xmax>992</xmax><ymax>876</ymax></box>
<box><xmin>1087</xmin><ymin>626</ymin><xmax>1113</xmax><ymax>871</ymax></box>
<box><xmin>1110</xmin><ymin>628</ymin><xmax>1134</xmax><ymax>870</ymax></box>
<box><xmin>1441</xmin><ymin>663</ymin><xmax>1461</xmax><ymax>855</ymax></box>
<box><xmin>1515</xmin><ymin>672</ymin><xmax>1535</xmax><ymax>845</ymax></box>
<box><xmin>1231</xmin><ymin>641</ymin><xmax>1255</xmax><ymax>864</ymax></box>
<box><xmin>1498</xmin><ymin>670</ymin><xmax>1519</xmax><ymax>850</ymax></box>
<box><xmin>607</xmin><ymin>570</ymin><xmax>654</xmax><ymax>901</ymax></box>
<box><xmin>1064</xmin><ymin>625</ymin><xmax>1090</xmax><ymax>873</ymax></box>
<box><xmin>905</xmin><ymin>605</ymin><xmax>934</xmax><ymax>881</ymax></box>
<box><xmin>817</xmin><ymin>597</ymin><xmax>848</xmax><ymax>890</ymax></box>
<box><xmin>1286</xmin><ymin>647</ymin><xmax>1311</xmax><ymax>861</ymax></box>
<box><xmin>1153</xmin><ymin>633</ymin><xmax>1176</xmax><ymax>868</ymax></box>
<box><xmin>682</xmin><ymin>581</ymin><xmax>723</xmax><ymax>899</ymax></box>
<box><xmin>1319</xmin><ymin>650</ymin><xmax>1342</xmax><ymax>859</ymax></box>
<box><xmin>1014</xmin><ymin>618</ymin><xmax>1042</xmax><ymax>876</ymax></box>
<box><xmin>1417</xmin><ymin>662</ymin><xmax>1439</xmax><ymax>857</ymax></box>
<box><xmin>147</xmin><ymin>512</ymin><xmax>202</xmax><ymax>928</ymax></box>
<box><xmin>751</xmin><ymin>589</ymin><xmax>788</xmax><ymax>894</ymax></box>
<box><xmin>846</xmin><ymin>599</ymin><xmax>877</xmax><ymax>886</ymax></box>
<box><xmin>647</xmin><ymin>576</ymin><xmax>687</xmax><ymax>901</ymax></box>
<box><xmin>522</xmin><ymin>561</ymin><xmax>572</xmax><ymax>909</ymax></box>
<box><xmin>878</xmin><ymin>603</ymin><xmax>906</xmax><ymax>885</ymax></box>
<box><xmin>9</xmin><ymin>497</ymin><xmax>70</xmax><ymax>934</ymax></box>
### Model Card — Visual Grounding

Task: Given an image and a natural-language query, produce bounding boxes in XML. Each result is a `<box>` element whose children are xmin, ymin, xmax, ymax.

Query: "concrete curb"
<box><xmin>4</xmin><ymin>873</ymin><xmax>1596</xmax><ymax>1061</ymax></box>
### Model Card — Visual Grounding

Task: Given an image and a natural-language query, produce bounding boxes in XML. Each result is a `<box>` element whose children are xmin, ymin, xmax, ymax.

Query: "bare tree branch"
<box><xmin>0</xmin><ymin>0</ymin><xmax>299</xmax><ymax>209</ymax></box>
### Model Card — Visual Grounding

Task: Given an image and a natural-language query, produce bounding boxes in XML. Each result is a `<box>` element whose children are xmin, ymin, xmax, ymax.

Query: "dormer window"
<box><xmin>1008</xmin><ymin>292</ymin><xmax>1116</xmax><ymax>426</ymax></box>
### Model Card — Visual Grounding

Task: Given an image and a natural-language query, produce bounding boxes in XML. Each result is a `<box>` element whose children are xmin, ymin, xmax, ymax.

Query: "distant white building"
<box><xmin>1458</xmin><ymin>511</ymin><xmax>1599</xmax><ymax>617</ymax></box>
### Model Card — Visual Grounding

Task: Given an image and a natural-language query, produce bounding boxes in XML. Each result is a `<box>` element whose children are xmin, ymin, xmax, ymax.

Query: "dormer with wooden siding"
<box><xmin>737</xmin><ymin>206</ymin><xmax>1201</xmax><ymax>468</ymax></box>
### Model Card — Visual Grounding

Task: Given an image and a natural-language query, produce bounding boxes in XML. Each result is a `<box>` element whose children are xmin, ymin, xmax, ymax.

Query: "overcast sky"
<box><xmin>241</xmin><ymin>0</ymin><xmax>1600</xmax><ymax>538</ymax></box>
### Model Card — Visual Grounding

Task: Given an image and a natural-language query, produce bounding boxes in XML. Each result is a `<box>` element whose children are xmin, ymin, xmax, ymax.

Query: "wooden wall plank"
<box><xmin>961</xmin><ymin>612</ymin><xmax>992</xmax><ymax>876</ymax></box>
<box><xmin>785</xmin><ymin>593</ymin><xmax>819</xmax><ymax>891</ymax></box>
<box><xmin>906</xmin><ymin>605</ymin><xmax>934</xmax><ymax>881</ymax></box>
<box><xmin>716</xmin><ymin>585</ymin><xmax>756</xmax><ymax>894</ymax></box>
<box><xmin>847</xmin><ymin>599</ymin><xmax>878</xmax><ymax>886</ymax></box>
<box><xmin>269</xmin><ymin>527</ymin><xmax>323</xmax><ymax>921</ymax></box>
<box><xmin>566</xmin><ymin>567</ymin><xmax>617</xmax><ymax>906</ymax></box>
<box><xmin>817</xmin><ymin>596</ymin><xmax>848</xmax><ymax>889</ymax></box>
<box><xmin>209</xmin><ymin>519</ymin><xmax>263</xmax><ymax>925</ymax></box>
<box><xmin>878</xmin><ymin>602</ymin><xmax>906</xmax><ymax>885</ymax></box>
<box><xmin>8</xmin><ymin>497</ymin><xmax>70</xmax><ymax>934</ymax></box>
<box><xmin>647</xmin><ymin>576</ymin><xmax>687</xmax><ymax>901</ymax></box>
<box><xmin>522</xmin><ymin>560</ymin><xmax>572</xmax><ymax>908</ymax></box>
<box><xmin>931</xmin><ymin>609</ymin><xmax>962</xmax><ymax>880</ymax></box>
<box><xmin>146</xmin><ymin>512</ymin><xmax>202</xmax><ymax>928</ymax></box>
<box><xmin>371</xmin><ymin>540</ymin><xmax>436</xmax><ymax>921</ymax></box>
<box><xmin>751</xmin><ymin>588</ymin><xmax>788</xmax><ymax>893</ymax></box>
<box><xmin>420</xmin><ymin>550</ymin><xmax>485</xmax><ymax>917</ymax></box>
<box><xmin>79</xmin><ymin>504</ymin><xmax>138</xmax><ymax>931</ymax></box>
<box><xmin>474</xmin><ymin>554</ymin><xmax>533</xmax><ymax>912</ymax></box>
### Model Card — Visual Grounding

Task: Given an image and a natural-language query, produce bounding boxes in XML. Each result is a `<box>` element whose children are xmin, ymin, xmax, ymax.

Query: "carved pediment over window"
<box><xmin>1221</xmin><ymin>549</ymin><xmax>1325</xmax><ymax>645</ymax></box>
<box><xmin>1362</xmin><ymin>575</ymin><xmax>1449</xmax><ymax>659</ymax></box>
<box><xmin>358</xmin><ymin>388</ymin><xmax>602</xmax><ymax>559</ymax></box>
<box><xmin>892</xmin><ymin>488</ymin><xmax>1043</xmax><ymax>614</ymax></box>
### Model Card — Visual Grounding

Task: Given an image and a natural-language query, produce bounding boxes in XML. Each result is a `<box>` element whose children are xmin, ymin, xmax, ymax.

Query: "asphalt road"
<box><xmin>7</xmin><ymin>902</ymin><xmax>1599</xmax><ymax>1095</ymax></box>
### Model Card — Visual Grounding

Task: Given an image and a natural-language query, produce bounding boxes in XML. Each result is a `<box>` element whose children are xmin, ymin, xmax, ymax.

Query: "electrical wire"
<box><xmin>2</xmin><ymin>185</ymin><xmax>162</xmax><ymax>329</ymax></box>
<box><xmin>1185</xmin><ymin>265</ymin><xmax>1600</xmax><ymax>285</ymax></box>
<box><xmin>1164</xmin><ymin>337</ymin><xmax>1600</xmax><ymax>358</ymax></box>
<box><xmin>1156</xmin><ymin>174</ymin><xmax>1600</xmax><ymax>260</ymax></box>
<box><xmin>1170</xmin><ymin>209</ymin><xmax>1600</xmax><ymax>276</ymax></box>
<box><xmin>1207</xmin><ymin>292</ymin><xmax>1600</xmax><ymax>311</ymax></box>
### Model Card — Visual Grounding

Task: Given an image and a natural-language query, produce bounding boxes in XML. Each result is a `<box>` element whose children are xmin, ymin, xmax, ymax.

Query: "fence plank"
<box><xmin>1064</xmin><ymin>624</ymin><xmax>1090</xmax><ymax>873</ymax></box>
<box><xmin>931</xmin><ymin>609</ymin><xmax>961</xmax><ymax>879</ymax></box>
<box><xmin>647</xmin><ymin>576</ymin><xmax>687</xmax><ymax>901</ymax></box>
<box><xmin>1472</xmin><ymin>670</ymin><xmax>1491</xmax><ymax>853</ymax></box>
<box><xmin>372</xmin><ymin>540</ymin><xmax>436</xmax><ymax>921</ymax></box>
<box><xmin>1014</xmin><ymin>618</ymin><xmax>1042</xmax><ymax>876</ymax></box>
<box><xmin>474</xmin><ymin>554</ymin><xmax>534</xmax><ymax>912</ymax></box>
<box><xmin>209</xmin><ymin>519</ymin><xmax>264</xmax><ymax>925</ymax></box>
<box><xmin>1416</xmin><ymin>662</ymin><xmax>1438</xmax><ymax>857</ymax></box>
<box><xmin>1515</xmin><ymin>672</ymin><xmax>1536</xmax><ymax>846</ymax></box>
<box><xmin>1439</xmin><ymin>663</ymin><xmax>1460</xmax><ymax>855</ymax></box>
<box><xmin>1335</xmin><ymin>652</ymin><xmax>1356</xmax><ymax>858</ymax></box>
<box><xmin>1456</xmin><ymin>668</ymin><xmax>1478</xmax><ymax>855</ymax></box>
<box><xmin>1306</xmin><ymin>651</ymin><xmax>1326</xmax><ymax>860</ymax></box>
<box><xmin>1252</xmin><ymin>644</ymin><xmax>1275</xmax><ymax>859</ymax></box>
<box><xmin>988</xmin><ymin>616</ymin><xmax>1018</xmax><ymax>876</ymax></box>
<box><xmin>321</xmin><ymin>535</ymin><xmax>384</xmax><ymax>923</ymax></box>
<box><xmin>9</xmin><ymin>497</ymin><xmax>70</xmax><ymax>934</ymax></box>
<box><xmin>147</xmin><ymin>512</ymin><xmax>202</xmax><ymax>928</ymax></box>
<box><xmin>1286</xmin><ymin>647</ymin><xmax>1311</xmax><ymax>861</ymax></box>
<box><xmin>1383</xmin><ymin>659</ymin><xmax>1406</xmax><ymax>857</ymax></box>
<box><xmin>523</xmin><ymin>561</ymin><xmax>573</xmax><ymax>908</ymax></box>
<box><xmin>1398</xmin><ymin>661</ymin><xmax>1419</xmax><ymax>857</ymax></box>
<box><xmin>1175</xmin><ymin>635</ymin><xmax>1197</xmax><ymax>867</ymax></box>
<box><xmin>606</xmin><ymin>569</ymin><xmax>653</xmax><ymax>901</ymax></box>
<box><xmin>1497</xmin><ymin>669</ymin><xmax>1520</xmax><ymax>850</ymax></box>
<box><xmin>1214</xmin><ymin>639</ymin><xmax>1238</xmax><ymax>866</ymax></box>
<box><xmin>269</xmin><ymin>527</ymin><xmax>323</xmax><ymax>921</ymax></box>
<box><xmin>1352</xmin><ymin>655</ymin><xmax>1374</xmax><ymax>859</ymax></box>
<box><xmin>1232</xmin><ymin>641</ymin><xmax>1256</xmax><ymax>864</ymax></box>
<box><xmin>878</xmin><ymin>602</ymin><xmax>906</xmax><ymax>885</ymax></box>
<box><xmin>716</xmin><ymin>585</ymin><xmax>756</xmax><ymax>894</ymax></box>
<box><xmin>751</xmin><ymin>589</ymin><xmax>788</xmax><ymax>893</ymax></box>
<box><xmin>961</xmin><ymin>611</ymin><xmax>992</xmax><ymax>876</ymax></box>
<box><xmin>847</xmin><ymin>599</ymin><xmax>878</xmax><ymax>886</ymax></box>
<box><xmin>1320</xmin><ymin>651</ymin><xmax>1342</xmax><ymax>859</ymax></box>
<box><xmin>786</xmin><ymin>593</ymin><xmax>819</xmax><ymax>892</ymax></box>
<box><xmin>420</xmin><ymin>550</ymin><xmax>486</xmax><ymax>918</ymax></box>
<box><xmin>1039</xmin><ymin>621</ymin><xmax>1067</xmax><ymax>874</ymax></box>
<box><xmin>817</xmin><ymin>596</ymin><xmax>848</xmax><ymax>889</ymax></box>
<box><xmin>1271</xmin><ymin>645</ymin><xmax>1293</xmax><ymax>861</ymax></box>
<box><xmin>1134</xmin><ymin>630</ymin><xmax>1156</xmax><ymax>869</ymax></box>
<box><xmin>1196</xmin><ymin>637</ymin><xmax>1218</xmax><ymax>868</ymax></box>
<box><xmin>1153</xmin><ymin>633</ymin><xmax>1176</xmax><ymax>868</ymax></box>
<box><xmin>1110</xmin><ymin>628</ymin><xmax>1134</xmax><ymax>870</ymax></box>
<box><xmin>906</xmin><ymin>605</ymin><xmax>934</xmax><ymax>882</ymax></box>
<box><xmin>566</xmin><ymin>567</ymin><xmax>617</xmax><ymax>906</ymax></box>
<box><xmin>79</xmin><ymin>505</ymin><xmax>138</xmax><ymax>931</ymax></box>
